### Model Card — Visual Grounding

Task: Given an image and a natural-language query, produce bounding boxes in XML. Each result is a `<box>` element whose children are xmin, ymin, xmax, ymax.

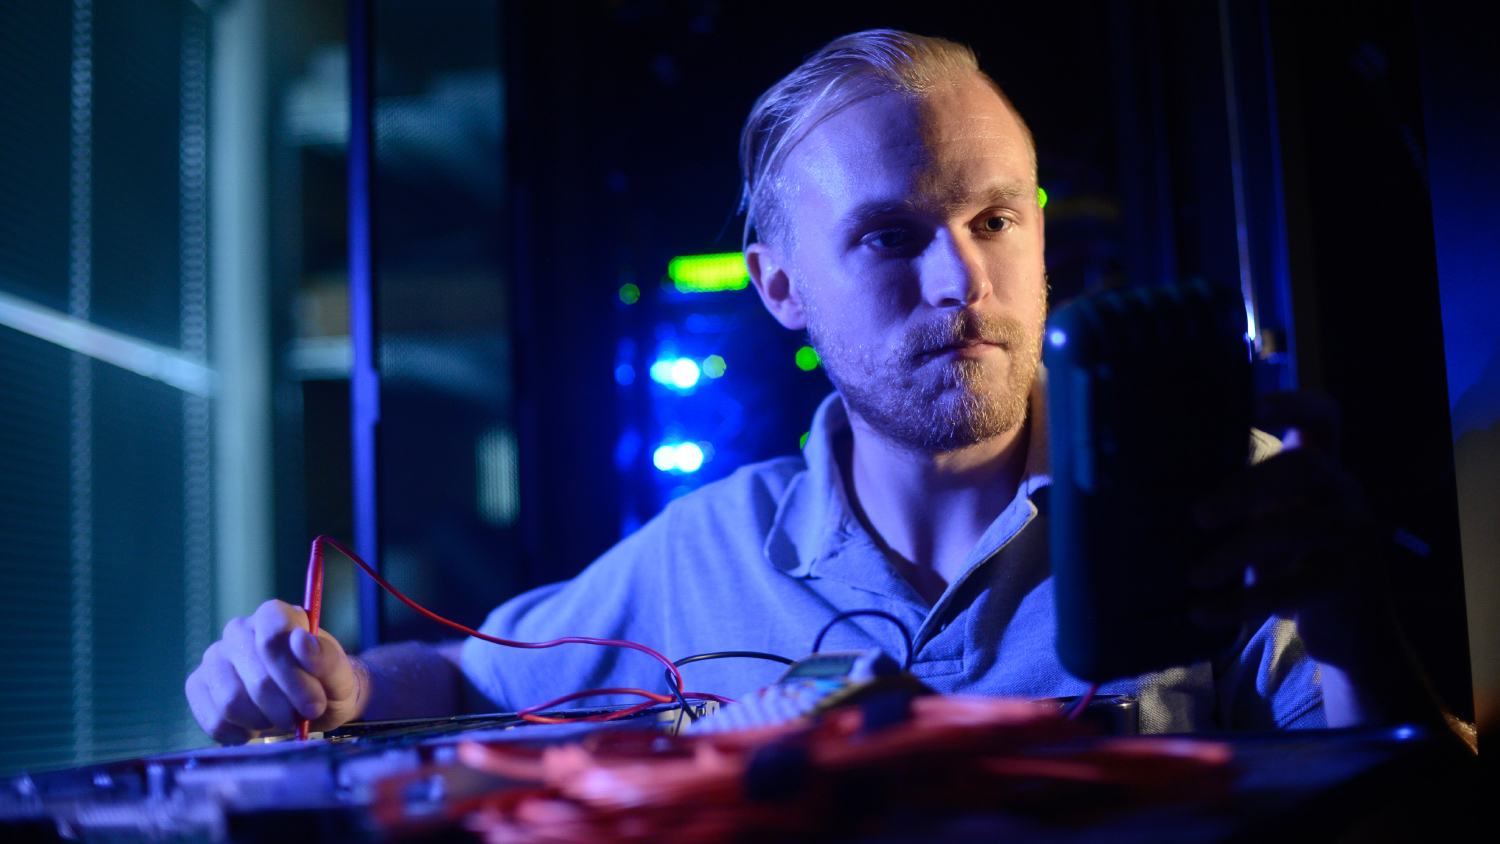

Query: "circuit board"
<box><xmin>0</xmin><ymin>701</ymin><xmax>711</xmax><ymax>842</ymax></box>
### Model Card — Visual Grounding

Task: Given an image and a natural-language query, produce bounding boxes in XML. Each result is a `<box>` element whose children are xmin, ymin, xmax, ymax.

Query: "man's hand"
<box><xmin>1186</xmin><ymin>392</ymin><xmax>1447</xmax><ymax>728</ymax></box>
<box><xmin>185</xmin><ymin>599</ymin><xmax>365</xmax><ymax>744</ymax></box>
<box><xmin>1187</xmin><ymin>435</ymin><xmax>1382</xmax><ymax>670</ymax></box>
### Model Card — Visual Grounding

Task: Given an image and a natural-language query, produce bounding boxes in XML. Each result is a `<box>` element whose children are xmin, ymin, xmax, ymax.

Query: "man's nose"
<box><xmin>920</xmin><ymin>229</ymin><xmax>991</xmax><ymax>308</ymax></box>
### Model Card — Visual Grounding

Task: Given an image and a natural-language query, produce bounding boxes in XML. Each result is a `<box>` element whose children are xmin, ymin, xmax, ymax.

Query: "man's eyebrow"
<box><xmin>976</xmin><ymin>183</ymin><xmax>1031</xmax><ymax>204</ymax></box>
<box><xmin>839</xmin><ymin>183</ymin><xmax>1034</xmax><ymax>230</ymax></box>
<box><xmin>839</xmin><ymin>199</ymin><xmax>919</xmax><ymax>229</ymax></box>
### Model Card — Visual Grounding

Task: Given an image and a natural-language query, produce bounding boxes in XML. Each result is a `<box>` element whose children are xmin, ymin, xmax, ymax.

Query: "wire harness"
<box><xmin>296</xmin><ymin>536</ymin><xmax>729</xmax><ymax>739</ymax></box>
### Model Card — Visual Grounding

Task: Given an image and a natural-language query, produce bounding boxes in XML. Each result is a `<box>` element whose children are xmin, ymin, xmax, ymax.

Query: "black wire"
<box><xmin>809</xmin><ymin>609</ymin><xmax>914</xmax><ymax>671</ymax></box>
<box><xmin>672</xmin><ymin>651</ymin><xmax>796</xmax><ymax>668</ymax></box>
<box><xmin>663</xmin><ymin>652</ymin><xmax>796</xmax><ymax>725</ymax></box>
<box><xmin>662</xmin><ymin>670</ymin><xmax>698</xmax><ymax>724</ymax></box>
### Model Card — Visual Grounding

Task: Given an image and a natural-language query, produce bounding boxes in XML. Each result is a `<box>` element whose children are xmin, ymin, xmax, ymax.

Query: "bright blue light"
<box><xmin>1393</xmin><ymin>725</ymin><xmax>1417</xmax><ymax>741</ymax></box>
<box><xmin>1048</xmin><ymin>329</ymin><xmax>1067</xmax><ymax>347</ymax></box>
<box><xmin>651</xmin><ymin>357</ymin><xmax>703</xmax><ymax>390</ymax></box>
<box><xmin>653</xmin><ymin>441</ymin><xmax>707</xmax><ymax>474</ymax></box>
<box><xmin>652</xmin><ymin>445</ymin><xmax>677</xmax><ymax>471</ymax></box>
<box><xmin>674</xmin><ymin>442</ymin><xmax>704</xmax><ymax>472</ymax></box>
<box><xmin>669</xmin><ymin>358</ymin><xmax>701</xmax><ymax>389</ymax></box>
<box><xmin>649</xmin><ymin>360</ymin><xmax>673</xmax><ymax>385</ymax></box>
<box><xmin>614</xmin><ymin>363</ymin><xmax>635</xmax><ymax>386</ymax></box>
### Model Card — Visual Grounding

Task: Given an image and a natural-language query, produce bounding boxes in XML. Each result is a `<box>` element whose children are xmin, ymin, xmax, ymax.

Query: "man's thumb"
<box><xmin>290</xmin><ymin>627</ymin><xmax>330</xmax><ymax>674</ymax></box>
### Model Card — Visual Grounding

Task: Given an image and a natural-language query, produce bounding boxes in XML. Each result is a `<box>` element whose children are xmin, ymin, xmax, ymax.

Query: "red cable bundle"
<box><xmin>296</xmin><ymin>536</ymin><xmax>729</xmax><ymax>740</ymax></box>
<box><xmin>367</xmin><ymin>696</ymin><xmax>1236</xmax><ymax>844</ymax></box>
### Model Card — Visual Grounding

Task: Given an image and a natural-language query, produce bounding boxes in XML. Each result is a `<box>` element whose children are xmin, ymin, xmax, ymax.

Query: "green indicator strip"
<box><xmin>667</xmin><ymin>252</ymin><xmax>749</xmax><ymax>293</ymax></box>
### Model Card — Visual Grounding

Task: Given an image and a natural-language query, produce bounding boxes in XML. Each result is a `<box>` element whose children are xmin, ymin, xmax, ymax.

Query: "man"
<box><xmin>187</xmin><ymin>30</ymin><xmax>1445</xmax><ymax>744</ymax></box>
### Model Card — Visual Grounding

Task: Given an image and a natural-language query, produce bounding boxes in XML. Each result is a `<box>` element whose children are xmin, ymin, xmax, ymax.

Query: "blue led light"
<box><xmin>1048</xmin><ymin>329</ymin><xmax>1067</xmax><ymax>347</ymax></box>
<box><xmin>653</xmin><ymin>445</ymin><xmax>677</xmax><ymax>471</ymax></box>
<box><xmin>674</xmin><ymin>442</ymin><xmax>704</xmax><ymax>472</ymax></box>
<box><xmin>670</xmin><ymin>358</ymin><xmax>701</xmax><ymax>389</ymax></box>
<box><xmin>650</xmin><ymin>357</ymin><xmax>706</xmax><ymax>390</ymax></box>
<box><xmin>653</xmin><ymin>441</ymin><xmax>707</xmax><ymax>474</ymax></box>
<box><xmin>614</xmin><ymin>363</ymin><xmax>635</xmax><ymax>386</ymax></box>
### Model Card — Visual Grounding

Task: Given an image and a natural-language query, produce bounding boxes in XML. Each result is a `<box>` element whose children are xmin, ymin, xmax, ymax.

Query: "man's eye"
<box><xmin>979</xmin><ymin>216</ymin><xmax>1009</xmax><ymax>233</ymax></box>
<box><xmin>868</xmin><ymin>229</ymin><xmax>911</xmax><ymax>250</ymax></box>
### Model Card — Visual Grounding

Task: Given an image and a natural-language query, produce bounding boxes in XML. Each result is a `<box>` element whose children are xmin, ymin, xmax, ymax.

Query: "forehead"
<box><xmin>780</xmin><ymin>73</ymin><xmax>1033</xmax><ymax>217</ymax></box>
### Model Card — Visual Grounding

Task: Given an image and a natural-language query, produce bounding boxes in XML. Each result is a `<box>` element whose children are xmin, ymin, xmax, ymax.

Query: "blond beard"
<box><xmin>806</xmin><ymin>302</ymin><xmax>1043</xmax><ymax>453</ymax></box>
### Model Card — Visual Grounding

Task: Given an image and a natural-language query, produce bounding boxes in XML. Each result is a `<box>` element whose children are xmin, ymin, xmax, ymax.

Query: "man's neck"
<box><xmin>837</xmin><ymin>412</ymin><xmax>1031</xmax><ymax>605</ymax></box>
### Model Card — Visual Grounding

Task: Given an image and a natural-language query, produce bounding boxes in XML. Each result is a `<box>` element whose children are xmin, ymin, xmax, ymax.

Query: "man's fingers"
<box><xmin>1255</xmin><ymin>391</ymin><xmax>1341</xmax><ymax>451</ymax></box>
<box><xmin>235</xmin><ymin>655</ymin><xmax>302</xmax><ymax>734</ymax></box>
<box><xmin>186</xmin><ymin>672</ymin><xmax>252</xmax><ymax>745</ymax></box>
<box><xmin>204</xmin><ymin>654</ymin><xmax>274</xmax><ymax>732</ymax></box>
<box><xmin>292</xmin><ymin>628</ymin><xmax>358</xmax><ymax>707</ymax></box>
<box><xmin>187</xmin><ymin>662</ymin><xmax>261</xmax><ymax>745</ymax></box>
<box><xmin>251</xmin><ymin>603</ymin><xmax>328</xmax><ymax>724</ymax></box>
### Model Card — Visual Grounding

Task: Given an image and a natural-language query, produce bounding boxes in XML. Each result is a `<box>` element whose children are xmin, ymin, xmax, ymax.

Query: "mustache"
<box><xmin>900</xmin><ymin>310</ymin><xmax>1033</xmax><ymax>361</ymax></box>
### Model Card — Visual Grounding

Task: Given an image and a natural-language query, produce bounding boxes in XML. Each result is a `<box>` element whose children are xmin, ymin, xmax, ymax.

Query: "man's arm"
<box><xmin>185</xmin><ymin>599</ymin><xmax>474</xmax><ymax>743</ymax></box>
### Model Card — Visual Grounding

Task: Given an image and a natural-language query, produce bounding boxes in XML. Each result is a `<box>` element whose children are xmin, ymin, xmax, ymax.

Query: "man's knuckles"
<box><xmin>221</xmin><ymin>615</ymin><xmax>251</xmax><ymax>645</ymax></box>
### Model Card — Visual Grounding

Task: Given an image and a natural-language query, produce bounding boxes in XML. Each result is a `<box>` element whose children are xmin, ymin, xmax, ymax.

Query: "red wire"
<box><xmin>1065</xmin><ymin>683</ymin><xmax>1099</xmax><ymax>722</ymax></box>
<box><xmin>295</xmin><ymin>535</ymin><xmax>699</xmax><ymax>739</ymax></box>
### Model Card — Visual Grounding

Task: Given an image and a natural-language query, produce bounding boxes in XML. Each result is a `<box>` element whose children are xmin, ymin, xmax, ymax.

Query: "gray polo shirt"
<box><xmin>461</xmin><ymin>393</ymin><xmax>1324</xmax><ymax>733</ymax></box>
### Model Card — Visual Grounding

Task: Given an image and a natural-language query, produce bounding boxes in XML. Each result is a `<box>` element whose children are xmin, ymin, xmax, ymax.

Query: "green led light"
<box><xmin>618</xmin><ymin>283</ymin><xmax>640</xmax><ymax>304</ymax></box>
<box><xmin>795</xmin><ymin>345</ymin><xmax>821</xmax><ymax>371</ymax></box>
<box><xmin>799</xmin><ymin>431</ymin><xmax>809</xmax><ymax>450</ymax></box>
<box><xmin>703</xmin><ymin>354</ymin><xmax>726</xmax><ymax>378</ymax></box>
<box><xmin>667</xmin><ymin>252</ymin><xmax>749</xmax><ymax>293</ymax></box>
<box><xmin>1037</xmin><ymin>187</ymin><xmax>1048</xmax><ymax>209</ymax></box>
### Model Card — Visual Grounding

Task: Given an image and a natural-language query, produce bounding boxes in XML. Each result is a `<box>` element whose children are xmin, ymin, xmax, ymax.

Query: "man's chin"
<box><xmin>846</xmin><ymin>384</ymin><xmax>1028</xmax><ymax>453</ymax></box>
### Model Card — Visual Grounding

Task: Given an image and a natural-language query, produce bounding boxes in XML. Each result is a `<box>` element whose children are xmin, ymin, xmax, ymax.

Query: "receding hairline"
<box><xmin>740</xmin><ymin>33</ymin><xmax>1038</xmax><ymax>250</ymax></box>
<box><xmin>765</xmin><ymin>71</ymin><xmax>1036</xmax><ymax>246</ymax></box>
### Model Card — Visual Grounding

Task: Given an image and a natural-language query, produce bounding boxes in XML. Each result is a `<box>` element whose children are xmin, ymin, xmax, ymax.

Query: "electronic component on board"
<box><xmin>683</xmin><ymin>649</ymin><xmax>930</xmax><ymax>734</ymax></box>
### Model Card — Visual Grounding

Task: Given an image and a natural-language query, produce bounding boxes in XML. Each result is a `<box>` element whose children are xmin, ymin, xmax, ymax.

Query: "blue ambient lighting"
<box><xmin>614</xmin><ymin>363</ymin><xmax>635</xmax><ymax>386</ymax></box>
<box><xmin>1048</xmin><ymin>329</ymin><xmax>1067</xmax><ymax>347</ymax></box>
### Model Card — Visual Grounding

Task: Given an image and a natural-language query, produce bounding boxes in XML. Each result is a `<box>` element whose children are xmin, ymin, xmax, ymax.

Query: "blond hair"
<box><xmin>739</xmin><ymin>29</ymin><xmax>1034</xmax><ymax>249</ymax></box>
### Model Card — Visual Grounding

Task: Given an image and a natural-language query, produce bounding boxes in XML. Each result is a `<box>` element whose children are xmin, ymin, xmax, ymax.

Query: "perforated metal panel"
<box><xmin>0</xmin><ymin>0</ymin><xmax>212</xmax><ymax>775</ymax></box>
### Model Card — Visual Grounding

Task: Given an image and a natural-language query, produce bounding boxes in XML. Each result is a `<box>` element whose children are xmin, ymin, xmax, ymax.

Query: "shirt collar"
<box><xmin>763</xmin><ymin>367</ymin><xmax>1052</xmax><ymax>577</ymax></box>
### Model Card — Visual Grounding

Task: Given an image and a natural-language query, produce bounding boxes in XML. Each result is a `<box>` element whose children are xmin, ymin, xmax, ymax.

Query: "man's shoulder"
<box><xmin>573</xmin><ymin>453</ymin><xmax>809</xmax><ymax>587</ymax></box>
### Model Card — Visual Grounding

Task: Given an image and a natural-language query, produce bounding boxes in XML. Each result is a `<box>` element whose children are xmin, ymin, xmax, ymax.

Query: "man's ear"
<box><xmin>745</xmin><ymin>242</ymin><xmax>807</xmax><ymax>330</ymax></box>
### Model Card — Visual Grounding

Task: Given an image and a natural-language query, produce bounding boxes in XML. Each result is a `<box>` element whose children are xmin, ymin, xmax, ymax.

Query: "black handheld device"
<box><xmin>1044</xmin><ymin>279</ymin><xmax>1252</xmax><ymax>683</ymax></box>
